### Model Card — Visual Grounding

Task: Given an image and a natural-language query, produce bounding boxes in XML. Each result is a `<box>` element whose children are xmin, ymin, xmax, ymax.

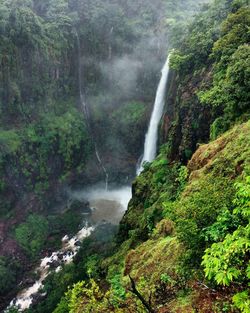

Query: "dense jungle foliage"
<box><xmin>1</xmin><ymin>0</ymin><xmax>250</xmax><ymax>312</ymax></box>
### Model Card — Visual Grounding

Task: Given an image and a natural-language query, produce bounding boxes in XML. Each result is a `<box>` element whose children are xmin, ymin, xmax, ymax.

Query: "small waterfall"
<box><xmin>137</xmin><ymin>55</ymin><xmax>170</xmax><ymax>174</ymax></box>
<box><xmin>95</xmin><ymin>144</ymin><xmax>109</xmax><ymax>191</ymax></box>
<box><xmin>76</xmin><ymin>30</ymin><xmax>109</xmax><ymax>190</ymax></box>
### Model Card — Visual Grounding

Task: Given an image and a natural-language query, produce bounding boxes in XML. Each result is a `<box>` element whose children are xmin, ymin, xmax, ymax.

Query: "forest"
<box><xmin>0</xmin><ymin>0</ymin><xmax>249</xmax><ymax>312</ymax></box>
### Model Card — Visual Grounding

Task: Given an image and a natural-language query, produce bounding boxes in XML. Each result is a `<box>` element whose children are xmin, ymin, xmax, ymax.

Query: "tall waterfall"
<box><xmin>76</xmin><ymin>31</ymin><xmax>109</xmax><ymax>189</ymax></box>
<box><xmin>137</xmin><ymin>55</ymin><xmax>170</xmax><ymax>174</ymax></box>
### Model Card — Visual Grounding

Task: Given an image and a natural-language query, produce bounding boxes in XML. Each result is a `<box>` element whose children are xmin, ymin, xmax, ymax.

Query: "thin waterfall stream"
<box><xmin>94</xmin><ymin>145</ymin><xmax>109</xmax><ymax>191</ymax></box>
<box><xmin>76</xmin><ymin>31</ymin><xmax>89</xmax><ymax>122</ymax></box>
<box><xmin>137</xmin><ymin>55</ymin><xmax>170</xmax><ymax>174</ymax></box>
<box><xmin>76</xmin><ymin>30</ymin><xmax>109</xmax><ymax>190</ymax></box>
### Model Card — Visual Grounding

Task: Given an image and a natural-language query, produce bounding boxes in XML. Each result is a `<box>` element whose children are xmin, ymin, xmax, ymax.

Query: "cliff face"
<box><xmin>160</xmin><ymin>70</ymin><xmax>212</xmax><ymax>163</ymax></box>
<box><xmin>160</xmin><ymin>0</ymin><xmax>250</xmax><ymax>165</ymax></box>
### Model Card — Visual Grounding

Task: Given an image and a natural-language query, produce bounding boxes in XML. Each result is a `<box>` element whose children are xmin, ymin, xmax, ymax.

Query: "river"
<box><xmin>8</xmin><ymin>185</ymin><xmax>131</xmax><ymax>312</ymax></box>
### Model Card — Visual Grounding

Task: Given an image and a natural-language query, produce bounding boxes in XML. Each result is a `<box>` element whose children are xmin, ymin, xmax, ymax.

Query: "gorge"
<box><xmin>0</xmin><ymin>0</ymin><xmax>249</xmax><ymax>312</ymax></box>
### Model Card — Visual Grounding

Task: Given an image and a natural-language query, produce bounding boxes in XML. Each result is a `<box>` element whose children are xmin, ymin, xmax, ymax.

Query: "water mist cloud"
<box><xmin>100</xmin><ymin>55</ymin><xmax>143</xmax><ymax>97</ymax></box>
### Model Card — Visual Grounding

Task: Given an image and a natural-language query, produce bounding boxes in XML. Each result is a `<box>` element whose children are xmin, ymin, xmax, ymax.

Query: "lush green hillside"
<box><xmin>44</xmin><ymin>122</ymin><xmax>250</xmax><ymax>313</ymax></box>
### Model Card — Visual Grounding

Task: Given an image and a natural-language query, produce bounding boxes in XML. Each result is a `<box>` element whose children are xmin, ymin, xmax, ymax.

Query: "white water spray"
<box><xmin>7</xmin><ymin>224</ymin><xmax>94</xmax><ymax>311</ymax></box>
<box><xmin>76</xmin><ymin>30</ymin><xmax>109</xmax><ymax>189</ymax></box>
<box><xmin>137</xmin><ymin>55</ymin><xmax>170</xmax><ymax>174</ymax></box>
<box><xmin>73</xmin><ymin>186</ymin><xmax>132</xmax><ymax>225</ymax></box>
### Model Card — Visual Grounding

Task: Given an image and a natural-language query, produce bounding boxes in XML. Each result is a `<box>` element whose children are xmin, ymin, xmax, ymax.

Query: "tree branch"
<box><xmin>129</xmin><ymin>275</ymin><xmax>155</xmax><ymax>313</ymax></box>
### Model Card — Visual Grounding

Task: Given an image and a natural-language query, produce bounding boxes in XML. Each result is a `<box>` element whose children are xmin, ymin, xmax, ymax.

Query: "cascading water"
<box><xmin>7</xmin><ymin>224</ymin><xmax>94</xmax><ymax>311</ymax></box>
<box><xmin>95</xmin><ymin>144</ymin><xmax>109</xmax><ymax>191</ymax></box>
<box><xmin>137</xmin><ymin>55</ymin><xmax>170</xmax><ymax>174</ymax></box>
<box><xmin>76</xmin><ymin>30</ymin><xmax>109</xmax><ymax>190</ymax></box>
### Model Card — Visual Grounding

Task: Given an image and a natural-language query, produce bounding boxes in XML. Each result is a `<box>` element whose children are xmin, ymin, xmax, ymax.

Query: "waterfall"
<box><xmin>76</xmin><ymin>30</ymin><xmax>109</xmax><ymax>190</ymax></box>
<box><xmin>137</xmin><ymin>55</ymin><xmax>170</xmax><ymax>174</ymax></box>
<box><xmin>95</xmin><ymin>144</ymin><xmax>109</xmax><ymax>191</ymax></box>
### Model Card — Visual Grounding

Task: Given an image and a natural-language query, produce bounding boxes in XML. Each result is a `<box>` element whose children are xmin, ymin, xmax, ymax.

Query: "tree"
<box><xmin>198</xmin><ymin>7</ymin><xmax>250</xmax><ymax>138</ymax></box>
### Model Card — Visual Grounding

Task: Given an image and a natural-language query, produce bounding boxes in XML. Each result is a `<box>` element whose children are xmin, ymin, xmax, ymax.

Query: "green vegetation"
<box><xmin>78</xmin><ymin>123</ymin><xmax>250</xmax><ymax>312</ymax></box>
<box><xmin>0</xmin><ymin>109</ymin><xmax>91</xmax><ymax>209</ymax></box>
<box><xmin>14</xmin><ymin>201</ymin><xmax>86</xmax><ymax>258</ymax></box>
<box><xmin>41</xmin><ymin>121</ymin><xmax>249</xmax><ymax>312</ymax></box>
<box><xmin>202</xmin><ymin>175</ymin><xmax>250</xmax><ymax>312</ymax></box>
<box><xmin>0</xmin><ymin>257</ymin><xmax>17</xmax><ymax>295</ymax></box>
<box><xmin>0</xmin><ymin>0</ymin><xmax>208</xmax><ymax>223</ymax></box>
<box><xmin>170</xmin><ymin>1</ymin><xmax>250</xmax><ymax>141</ymax></box>
<box><xmin>1</xmin><ymin>0</ymin><xmax>250</xmax><ymax>312</ymax></box>
<box><xmin>15</xmin><ymin>214</ymin><xmax>49</xmax><ymax>257</ymax></box>
<box><xmin>198</xmin><ymin>7</ymin><xmax>250</xmax><ymax>138</ymax></box>
<box><xmin>112</xmin><ymin>102</ymin><xmax>146</xmax><ymax>126</ymax></box>
<box><xmin>29</xmin><ymin>1</ymin><xmax>250</xmax><ymax>312</ymax></box>
<box><xmin>108</xmin><ymin>101</ymin><xmax>148</xmax><ymax>157</ymax></box>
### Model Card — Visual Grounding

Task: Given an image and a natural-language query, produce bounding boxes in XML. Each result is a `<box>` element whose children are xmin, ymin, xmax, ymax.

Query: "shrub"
<box><xmin>202</xmin><ymin>175</ymin><xmax>250</xmax><ymax>312</ymax></box>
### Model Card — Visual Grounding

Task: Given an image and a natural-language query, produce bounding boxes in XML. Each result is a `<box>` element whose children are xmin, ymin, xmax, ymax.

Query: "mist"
<box><xmin>73</xmin><ymin>0</ymin><xmax>211</xmax><ymax>184</ymax></box>
<box><xmin>100</xmin><ymin>55</ymin><xmax>143</xmax><ymax>98</ymax></box>
<box><xmin>71</xmin><ymin>186</ymin><xmax>132</xmax><ymax>225</ymax></box>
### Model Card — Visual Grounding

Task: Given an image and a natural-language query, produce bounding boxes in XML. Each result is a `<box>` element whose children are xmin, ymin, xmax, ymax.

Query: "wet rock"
<box><xmin>57</xmin><ymin>253</ymin><xmax>64</xmax><ymax>260</ymax></box>
<box><xmin>21</xmin><ymin>278</ymin><xmax>36</xmax><ymax>288</ymax></box>
<box><xmin>32</xmin><ymin>292</ymin><xmax>45</xmax><ymax>304</ymax></box>
<box><xmin>75</xmin><ymin>240</ymin><xmax>81</xmax><ymax>246</ymax></box>
<box><xmin>50</xmin><ymin>261</ymin><xmax>61</xmax><ymax>269</ymax></box>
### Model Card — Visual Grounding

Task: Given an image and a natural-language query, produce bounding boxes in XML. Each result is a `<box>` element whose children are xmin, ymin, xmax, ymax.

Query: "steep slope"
<box><xmin>51</xmin><ymin>120</ymin><xmax>250</xmax><ymax>313</ymax></box>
